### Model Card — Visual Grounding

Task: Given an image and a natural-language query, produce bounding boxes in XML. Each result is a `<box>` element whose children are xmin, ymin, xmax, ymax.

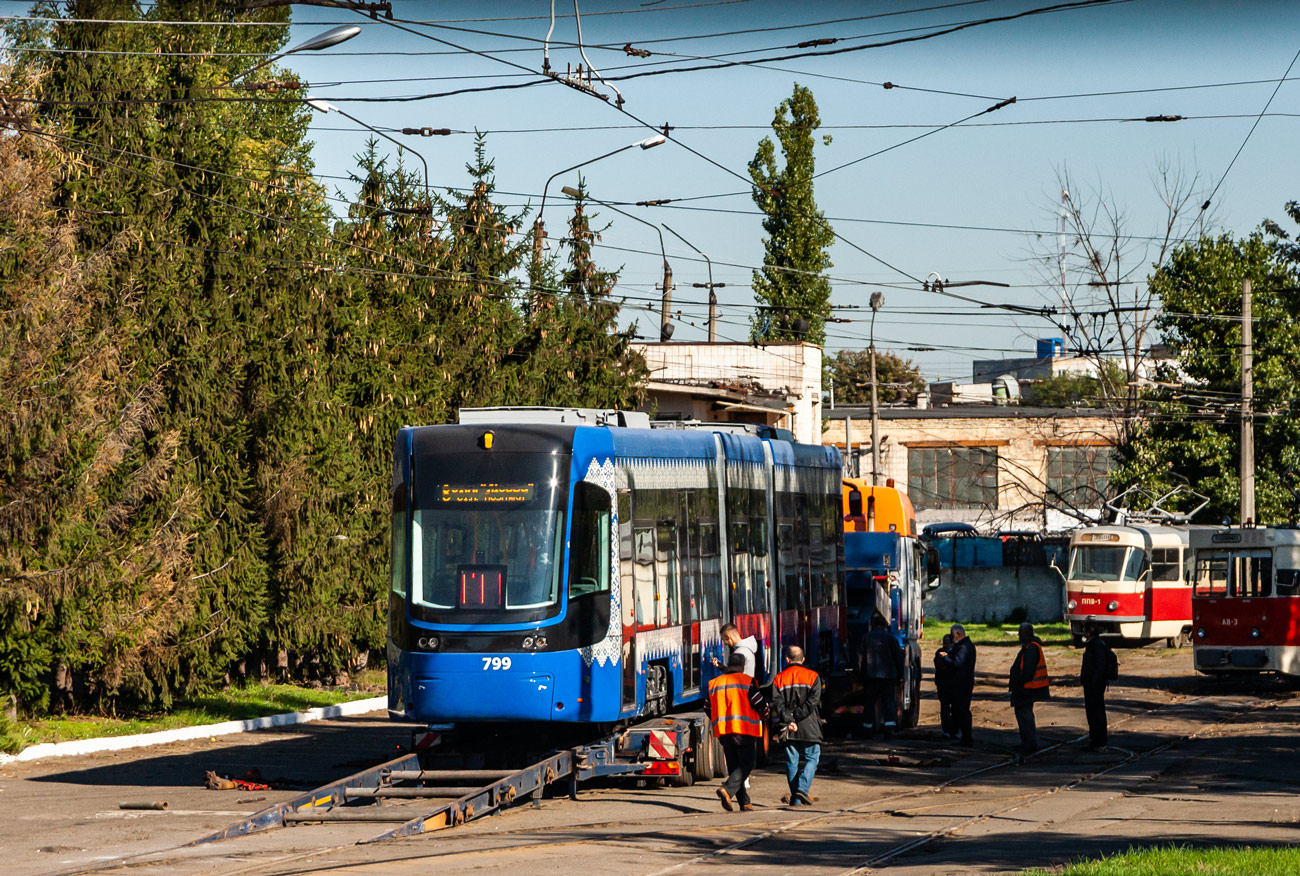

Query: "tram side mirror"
<box><xmin>925</xmin><ymin>545</ymin><xmax>942</xmax><ymax>590</ymax></box>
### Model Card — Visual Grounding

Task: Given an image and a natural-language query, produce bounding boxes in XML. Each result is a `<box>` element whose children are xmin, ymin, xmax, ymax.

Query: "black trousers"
<box><xmin>1014</xmin><ymin>701</ymin><xmax>1038</xmax><ymax>753</ymax></box>
<box><xmin>1084</xmin><ymin>684</ymin><xmax>1108</xmax><ymax>747</ymax></box>
<box><xmin>720</xmin><ymin>734</ymin><xmax>756</xmax><ymax>805</ymax></box>
<box><xmin>937</xmin><ymin>690</ymin><xmax>955</xmax><ymax>736</ymax></box>
<box><xmin>950</xmin><ymin>689</ymin><xmax>973</xmax><ymax>743</ymax></box>
<box><xmin>864</xmin><ymin>678</ymin><xmax>899</xmax><ymax>731</ymax></box>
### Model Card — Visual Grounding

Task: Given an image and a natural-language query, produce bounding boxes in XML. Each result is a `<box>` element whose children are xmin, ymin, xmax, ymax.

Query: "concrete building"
<box><xmin>824</xmin><ymin>405</ymin><xmax>1121</xmax><ymax>533</ymax></box>
<box><xmin>632</xmin><ymin>341</ymin><xmax>823</xmax><ymax>445</ymax></box>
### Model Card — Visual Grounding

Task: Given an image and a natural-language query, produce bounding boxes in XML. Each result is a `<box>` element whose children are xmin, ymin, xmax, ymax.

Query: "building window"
<box><xmin>1046</xmin><ymin>446</ymin><xmax>1113</xmax><ymax>507</ymax></box>
<box><xmin>907</xmin><ymin>446</ymin><xmax>998</xmax><ymax>509</ymax></box>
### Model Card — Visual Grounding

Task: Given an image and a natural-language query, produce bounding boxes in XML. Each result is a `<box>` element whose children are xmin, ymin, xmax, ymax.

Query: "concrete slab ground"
<box><xmin>3</xmin><ymin>642</ymin><xmax>1297</xmax><ymax>876</ymax></box>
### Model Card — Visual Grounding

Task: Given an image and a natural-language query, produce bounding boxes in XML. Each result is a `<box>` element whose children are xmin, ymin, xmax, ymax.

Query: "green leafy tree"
<box><xmin>1121</xmin><ymin>228</ymin><xmax>1300</xmax><ymax>523</ymax></box>
<box><xmin>825</xmin><ymin>349</ymin><xmax>923</xmax><ymax>404</ymax></box>
<box><xmin>1022</xmin><ymin>363</ymin><xmax>1124</xmax><ymax>408</ymax></box>
<box><xmin>748</xmin><ymin>84</ymin><xmax>835</xmax><ymax>345</ymax></box>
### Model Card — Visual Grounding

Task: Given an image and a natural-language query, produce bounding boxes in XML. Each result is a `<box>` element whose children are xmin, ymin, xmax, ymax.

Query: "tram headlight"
<box><xmin>417</xmin><ymin>636</ymin><xmax>440</xmax><ymax>651</ymax></box>
<box><xmin>1251</xmin><ymin>627</ymin><xmax>1261</xmax><ymax>639</ymax></box>
<box><xmin>1106</xmin><ymin>601</ymin><xmax>1119</xmax><ymax>612</ymax></box>
<box><xmin>1067</xmin><ymin>599</ymin><xmax>1077</xmax><ymax>611</ymax></box>
<box><xmin>535</xmin><ymin>636</ymin><xmax>548</xmax><ymax>649</ymax></box>
<box><xmin>522</xmin><ymin>636</ymin><xmax>535</xmax><ymax>649</ymax></box>
<box><xmin>1196</xmin><ymin>627</ymin><xmax>1206</xmax><ymax>639</ymax></box>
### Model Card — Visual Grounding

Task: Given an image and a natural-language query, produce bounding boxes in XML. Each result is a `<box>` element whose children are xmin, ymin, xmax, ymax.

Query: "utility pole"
<box><xmin>869</xmin><ymin>291</ymin><xmax>885</xmax><ymax>486</ymax></box>
<box><xmin>1241</xmin><ymin>277</ymin><xmax>1255</xmax><ymax>524</ymax></box>
<box><xmin>659</xmin><ymin>262</ymin><xmax>674</xmax><ymax>342</ymax></box>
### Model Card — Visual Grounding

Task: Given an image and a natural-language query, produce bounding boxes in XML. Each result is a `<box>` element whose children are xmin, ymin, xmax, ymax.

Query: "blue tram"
<box><xmin>386</xmin><ymin>407</ymin><xmax>846</xmax><ymax>728</ymax></box>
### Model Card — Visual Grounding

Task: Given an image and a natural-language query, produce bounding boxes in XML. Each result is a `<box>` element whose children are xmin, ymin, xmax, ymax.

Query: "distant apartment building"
<box><xmin>824</xmin><ymin>405</ymin><xmax>1121</xmax><ymax>533</ymax></box>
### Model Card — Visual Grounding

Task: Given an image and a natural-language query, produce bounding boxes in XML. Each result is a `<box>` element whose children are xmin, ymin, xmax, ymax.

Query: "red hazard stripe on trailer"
<box><xmin>647</xmin><ymin>729</ymin><xmax>677</xmax><ymax>760</ymax></box>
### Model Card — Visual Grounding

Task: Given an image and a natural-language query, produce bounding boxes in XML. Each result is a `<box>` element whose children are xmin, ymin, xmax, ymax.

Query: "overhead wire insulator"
<box><xmin>401</xmin><ymin>127</ymin><xmax>453</xmax><ymax>137</ymax></box>
<box><xmin>623</xmin><ymin>43</ymin><xmax>652</xmax><ymax>58</ymax></box>
<box><xmin>796</xmin><ymin>37</ymin><xmax>837</xmax><ymax>49</ymax></box>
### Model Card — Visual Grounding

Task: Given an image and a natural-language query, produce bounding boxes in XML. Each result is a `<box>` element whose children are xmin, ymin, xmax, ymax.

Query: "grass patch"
<box><xmin>1</xmin><ymin>672</ymin><xmax>385</xmax><ymax>755</ymax></box>
<box><xmin>1023</xmin><ymin>844</ymin><xmax>1300</xmax><ymax>875</ymax></box>
<box><xmin>925</xmin><ymin>617</ymin><xmax>1074</xmax><ymax>648</ymax></box>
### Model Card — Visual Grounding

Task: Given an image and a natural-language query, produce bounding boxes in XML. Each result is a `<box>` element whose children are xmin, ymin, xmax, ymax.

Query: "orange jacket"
<box><xmin>1010</xmin><ymin>639</ymin><xmax>1051</xmax><ymax>703</ymax></box>
<box><xmin>707</xmin><ymin>671</ymin><xmax>764</xmax><ymax>737</ymax></box>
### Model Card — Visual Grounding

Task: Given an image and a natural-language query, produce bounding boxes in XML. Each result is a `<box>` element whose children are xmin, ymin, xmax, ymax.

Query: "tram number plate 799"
<box><xmin>482</xmin><ymin>657</ymin><xmax>513</xmax><ymax>670</ymax></box>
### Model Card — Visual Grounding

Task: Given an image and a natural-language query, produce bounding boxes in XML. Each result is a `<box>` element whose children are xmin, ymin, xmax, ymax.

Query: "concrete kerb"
<box><xmin>0</xmin><ymin>694</ymin><xmax>388</xmax><ymax>765</ymax></box>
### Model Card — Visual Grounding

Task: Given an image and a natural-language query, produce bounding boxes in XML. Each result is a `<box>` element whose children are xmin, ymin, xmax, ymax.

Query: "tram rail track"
<box><xmin>45</xmin><ymin>688</ymin><xmax>1288</xmax><ymax>876</ymax></box>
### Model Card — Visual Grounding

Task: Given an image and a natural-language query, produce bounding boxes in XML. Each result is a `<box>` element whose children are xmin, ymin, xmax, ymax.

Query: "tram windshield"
<box><xmin>1194</xmin><ymin>550</ymin><xmax>1273</xmax><ymax>597</ymax></box>
<box><xmin>1068</xmin><ymin>545</ymin><xmax>1147</xmax><ymax>582</ymax></box>
<box><xmin>410</xmin><ymin>451</ymin><xmax>570</xmax><ymax>623</ymax></box>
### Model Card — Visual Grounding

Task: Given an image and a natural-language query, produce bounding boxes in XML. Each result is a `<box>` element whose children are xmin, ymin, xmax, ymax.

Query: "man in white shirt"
<box><xmin>716</xmin><ymin>622</ymin><xmax>758</xmax><ymax>679</ymax></box>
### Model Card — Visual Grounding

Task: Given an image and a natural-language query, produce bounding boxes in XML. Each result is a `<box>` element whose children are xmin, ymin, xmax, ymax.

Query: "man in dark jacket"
<box><xmin>933</xmin><ymin>633</ymin><xmax>957</xmax><ymax>739</ymax></box>
<box><xmin>1009</xmin><ymin>622</ymin><xmax>1051</xmax><ymax>756</ymax></box>
<box><xmin>1079</xmin><ymin>621</ymin><xmax>1117</xmax><ymax>750</ymax></box>
<box><xmin>936</xmin><ymin>623</ymin><xmax>976</xmax><ymax>746</ymax></box>
<box><xmin>860</xmin><ymin>611</ymin><xmax>904</xmax><ymax>737</ymax></box>
<box><xmin>772</xmin><ymin>645</ymin><xmax>822</xmax><ymax>806</ymax></box>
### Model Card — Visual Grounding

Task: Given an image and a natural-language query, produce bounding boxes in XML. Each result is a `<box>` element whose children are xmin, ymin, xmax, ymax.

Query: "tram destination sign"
<box><xmin>440</xmin><ymin>483</ymin><xmax>537</xmax><ymax>504</ymax></box>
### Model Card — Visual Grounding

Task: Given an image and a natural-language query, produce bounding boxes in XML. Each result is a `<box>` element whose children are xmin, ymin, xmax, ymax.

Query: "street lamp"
<box><xmin>531</xmin><ymin>134</ymin><xmax>667</xmax><ymax>293</ymax></box>
<box><xmin>562</xmin><ymin>187</ymin><xmax>673</xmax><ymax>341</ymax></box>
<box><xmin>220</xmin><ymin>24</ymin><xmax>361</xmax><ymax>87</ymax></box>
<box><xmin>663</xmin><ymin>224</ymin><xmax>723</xmax><ymax>342</ymax></box>
<box><xmin>869</xmin><ymin>291</ymin><xmax>885</xmax><ymax>486</ymax></box>
<box><xmin>305</xmin><ymin>98</ymin><xmax>430</xmax><ymax>214</ymax></box>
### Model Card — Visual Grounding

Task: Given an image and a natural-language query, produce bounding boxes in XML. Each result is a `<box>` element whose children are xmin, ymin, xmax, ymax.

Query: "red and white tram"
<box><xmin>1065</xmin><ymin>524</ymin><xmax>1200</xmax><ymax>647</ymax></box>
<box><xmin>1191</xmin><ymin>525</ymin><xmax>1300</xmax><ymax>676</ymax></box>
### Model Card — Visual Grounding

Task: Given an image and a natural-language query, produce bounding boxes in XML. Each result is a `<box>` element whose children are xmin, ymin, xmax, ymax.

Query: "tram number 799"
<box><xmin>482</xmin><ymin>656</ymin><xmax>513</xmax><ymax>670</ymax></box>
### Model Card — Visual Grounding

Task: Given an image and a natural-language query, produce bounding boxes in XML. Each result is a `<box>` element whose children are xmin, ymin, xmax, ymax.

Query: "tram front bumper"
<box><xmin>411</xmin><ymin>670</ymin><xmax>557</xmax><ymax>723</ymax></box>
<box><xmin>1196</xmin><ymin>647</ymin><xmax>1269</xmax><ymax>670</ymax></box>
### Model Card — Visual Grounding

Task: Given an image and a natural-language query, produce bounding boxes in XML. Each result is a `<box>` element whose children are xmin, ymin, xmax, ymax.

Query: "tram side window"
<box><xmin>699</xmin><ymin>521</ymin><xmax>722</xmax><ymax>619</ymax></box>
<box><xmin>1151</xmin><ymin>549</ymin><xmax>1182</xmax><ymax>582</ymax></box>
<box><xmin>633</xmin><ymin>528</ymin><xmax>657</xmax><ymax>626</ymax></box>
<box><xmin>618</xmin><ymin>491</ymin><xmax>633</xmax><ymax>561</ymax></box>
<box><xmin>1276</xmin><ymin>568</ymin><xmax>1300</xmax><ymax>596</ymax></box>
<box><xmin>657</xmin><ymin>523</ymin><xmax>680</xmax><ymax>625</ymax></box>
<box><xmin>569</xmin><ymin>483</ymin><xmax>611</xmax><ymax>599</ymax></box>
<box><xmin>1194</xmin><ymin>553</ymin><xmax>1229</xmax><ymax>595</ymax></box>
<box><xmin>390</xmin><ymin>512</ymin><xmax>407</xmax><ymax>596</ymax></box>
<box><xmin>779</xmin><ymin>522</ymin><xmax>800</xmax><ymax>612</ymax></box>
<box><xmin>809</xmin><ymin>521</ymin><xmax>827</xmax><ymax>607</ymax></box>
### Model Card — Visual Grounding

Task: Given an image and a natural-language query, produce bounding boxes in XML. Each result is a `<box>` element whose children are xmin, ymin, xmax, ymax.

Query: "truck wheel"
<box><xmin>692</xmin><ymin>723</ymin><xmax>715</xmax><ymax>782</ymax></box>
<box><xmin>900</xmin><ymin>656</ymin><xmax>922</xmax><ymax>729</ymax></box>
<box><xmin>712</xmin><ymin>735</ymin><xmax>728</xmax><ymax>778</ymax></box>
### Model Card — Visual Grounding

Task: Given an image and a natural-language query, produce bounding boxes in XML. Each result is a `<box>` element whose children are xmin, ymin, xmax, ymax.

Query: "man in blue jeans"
<box><xmin>772</xmin><ymin>645</ymin><xmax>822</xmax><ymax>806</ymax></box>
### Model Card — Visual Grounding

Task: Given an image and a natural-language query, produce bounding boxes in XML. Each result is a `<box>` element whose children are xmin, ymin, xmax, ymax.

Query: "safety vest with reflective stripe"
<box><xmin>708</xmin><ymin>671</ymin><xmax>764</xmax><ymax>737</ymax></box>
<box><xmin>1020</xmin><ymin>641</ymin><xmax>1050</xmax><ymax>690</ymax></box>
<box><xmin>773</xmin><ymin>664</ymin><xmax>820</xmax><ymax>694</ymax></box>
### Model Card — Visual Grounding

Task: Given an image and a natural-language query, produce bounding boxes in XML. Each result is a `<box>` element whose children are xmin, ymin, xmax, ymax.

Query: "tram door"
<box><xmin>679</xmin><ymin>491</ymin><xmax>701</xmax><ymax>695</ymax></box>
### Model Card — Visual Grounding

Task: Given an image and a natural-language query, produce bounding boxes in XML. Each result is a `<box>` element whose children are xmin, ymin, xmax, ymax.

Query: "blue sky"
<box><xmin>280</xmin><ymin>0</ymin><xmax>1298</xmax><ymax>383</ymax></box>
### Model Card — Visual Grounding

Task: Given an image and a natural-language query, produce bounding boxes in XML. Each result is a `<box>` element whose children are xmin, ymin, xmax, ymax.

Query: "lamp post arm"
<box><xmin>538</xmin><ymin>142</ymin><xmax>640</xmax><ymax>230</ymax></box>
<box><xmin>309</xmin><ymin>101</ymin><xmax>428</xmax><ymax>210</ymax></box>
<box><xmin>663</xmin><ymin>223</ymin><xmax>712</xmax><ymax>293</ymax></box>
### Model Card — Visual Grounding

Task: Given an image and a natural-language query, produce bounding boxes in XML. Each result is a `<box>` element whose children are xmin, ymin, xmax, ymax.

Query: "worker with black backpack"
<box><xmin>1080</xmin><ymin>620</ymin><xmax>1119</xmax><ymax>750</ymax></box>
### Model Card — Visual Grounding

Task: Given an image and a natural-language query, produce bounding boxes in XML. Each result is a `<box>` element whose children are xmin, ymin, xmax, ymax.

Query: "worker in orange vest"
<box><xmin>1009</xmin><ymin>621</ymin><xmax>1052</xmax><ymax>757</ymax></box>
<box><xmin>707</xmin><ymin>652</ymin><xmax>764</xmax><ymax>811</ymax></box>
